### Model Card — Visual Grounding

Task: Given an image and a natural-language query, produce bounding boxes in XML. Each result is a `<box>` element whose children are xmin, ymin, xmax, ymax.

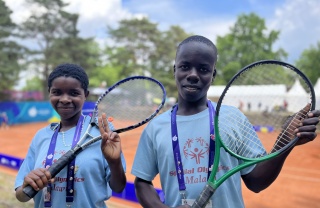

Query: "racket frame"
<box><xmin>22</xmin><ymin>75</ymin><xmax>166</xmax><ymax>198</ymax></box>
<box><xmin>192</xmin><ymin>60</ymin><xmax>316</xmax><ymax>208</ymax></box>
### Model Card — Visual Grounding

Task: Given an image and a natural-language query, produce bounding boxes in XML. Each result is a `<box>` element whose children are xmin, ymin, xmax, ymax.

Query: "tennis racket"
<box><xmin>192</xmin><ymin>60</ymin><xmax>316</xmax><ymax>208</ymax></box>
<box><xmin>23</xmin><ymin>76</ymin><xmax>166</xmax><ymax>198</ymax></box>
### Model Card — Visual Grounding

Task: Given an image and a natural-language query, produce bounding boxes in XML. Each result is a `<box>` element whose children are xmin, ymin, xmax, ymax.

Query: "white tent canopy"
<box><xmin>315</xmin><ymin>78</ymin><xmax>320</xmax><ymax>92</ymax></box>
<box><xmin>314</xmin><ymin>77</ymin><xmax>320</xmax><ymax>109</ymax></box>
<box><xmin>207</xmin><ymin>79</ymin><xmax>311</xmax><ymax>113</ymax></box>
<box><xmin>287</xmin><ymin>79</ymin><xmax>307</xmax><ymax>96</ymax></box>
<box><xmin>286</xmin><ymin>79</ymin><xmax>309</xmax><ymax>112</ymax></box>
<box><xmin>207</xmin><ymin>84</ymin><xmax>287</xmax><ymax>112</ymax></box>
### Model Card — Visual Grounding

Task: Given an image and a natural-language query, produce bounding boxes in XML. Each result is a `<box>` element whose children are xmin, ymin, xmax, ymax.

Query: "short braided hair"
<box><xmin>48</xmin><ymin>63</ymin><xmax>89</xmax><ymax>92</ymax></box>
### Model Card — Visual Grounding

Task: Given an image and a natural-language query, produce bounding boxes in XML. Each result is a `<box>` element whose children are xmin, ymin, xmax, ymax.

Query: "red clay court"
<box><xmin>1</xmin><ymin>122</ymin><xmax>320</xmax><ymax>207</ymax></box>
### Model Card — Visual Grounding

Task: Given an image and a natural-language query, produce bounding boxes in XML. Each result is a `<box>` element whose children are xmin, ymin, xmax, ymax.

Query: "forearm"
<box><xmin>134</xmin><ymin>177</ymin><xmax>168</xmax><ymax>208</ymax></box>
<box><xmin>15</xmin><ymin>186</ymin><xmax>31</xmax><ymax>202</ymax></box>
<box><xmin>243</xmin><ymin>146</ymin><xmax>293</xmax><ymax>193</ymax></box>
<box><xmin>108</xmin><ymin>158</ymin><xmax>126</xmax><ymax>193</ymax></box>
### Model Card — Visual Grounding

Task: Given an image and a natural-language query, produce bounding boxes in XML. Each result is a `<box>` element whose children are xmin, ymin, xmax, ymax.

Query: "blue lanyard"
<box><xmin>171</xmin><ymin>100</ymin><xmax>215</xmax><ymax>192</ymax></box>
<box><xmin>44</xmin><ymin>115</ymin><xmax>84</xmax><ymax>207</ymax></box>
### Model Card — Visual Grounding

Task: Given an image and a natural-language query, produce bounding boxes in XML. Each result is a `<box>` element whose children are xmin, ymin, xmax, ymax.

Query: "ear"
<box><xmin>85</xmin><ymin>90</ymin><xmax>90</xmax><ymax>98</ymax></box>
<box><xmin>212</xmin><ymin>69</ymin><xmax>216</xmax><ymax>83</ymax></box>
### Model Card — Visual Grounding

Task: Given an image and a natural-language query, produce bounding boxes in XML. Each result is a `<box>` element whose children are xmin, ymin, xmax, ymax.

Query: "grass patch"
<box><xmin>0</xmin><ymin>171</ymin><xmax>34</xmax><ymax>208</ymax></box>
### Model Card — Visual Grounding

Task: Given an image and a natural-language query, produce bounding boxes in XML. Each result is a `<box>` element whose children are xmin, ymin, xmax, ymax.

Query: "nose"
<box><xmin>59</xmin><ymin>94</ymin><xmax>71</xmax><ymax>103</ymax></box>
<box><xmin>187</xmin><ymin>67</ymin><xmax>199</xmax><ymax>83</ymax></box>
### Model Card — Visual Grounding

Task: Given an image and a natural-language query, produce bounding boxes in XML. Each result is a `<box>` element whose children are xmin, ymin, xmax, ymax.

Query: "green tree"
<box><xmin>0</xmin><ymin>0</ymin><xmax>25</xmax><ymax>100</ymax></box>
<box><xmin>23</xmin><ymin>76</ymin><xmax>42</xmax><ymax>91</ymax></box>
<box><xmin>216</xmin><ymin>13</ymin><xmax>287</xmax><ymax>84</ymax></box>
<box><xmin>48</xmin><ymin>11</ymin><xmax>101</xmax><ymax>79</ymax></box>
<box><xmin>295</xmin><ymin>42</ymin><xmax>320</xmax><ymax>85</ymax></box>
<box><xmin>19</xmin><ymin>0</ymin><xmax>100</xmax><ymax>99</ymax></box>
<box><xmin>150</xmin><ymin>25</ymin><xmax>192</xmax><ymax>97</ymax></box>
<box><xmin>106</xmin><ymin>17</ymin><xmax>161</xmax><ymax>78</ymax></box>
<box><xmin>106</xmin><ymin>18</ymin><xmax>192</xmax><ymax>97</ymax></box>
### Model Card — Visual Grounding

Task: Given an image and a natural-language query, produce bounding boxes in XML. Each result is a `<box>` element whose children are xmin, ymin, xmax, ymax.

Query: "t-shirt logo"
<box><xmin>172</xmin><ymin>135</ymin><xmax>178</xmax><ymax>141</ymax></box>
<box><xmin>183</xmin><ymin>138</ymin><xmax>209</xmax><ymax>164</ymax></box>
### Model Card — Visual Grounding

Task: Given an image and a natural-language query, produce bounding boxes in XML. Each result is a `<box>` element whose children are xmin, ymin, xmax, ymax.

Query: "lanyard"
<box><xmin>44</xmin><ymin>115</ymin><xmax>84</xmax><ymax>207</ymax></box>
<box><xmin>171</xmin><ymin>100</ymin><xmax>215</xmax><ymax>194</ymax></box>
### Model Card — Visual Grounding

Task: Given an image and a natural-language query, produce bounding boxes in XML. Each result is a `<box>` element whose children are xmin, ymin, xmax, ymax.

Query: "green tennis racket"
<box><xmin>192</xmin><ymin>60</ymin><xmax>316</xmax><ymax>208</ymax></box>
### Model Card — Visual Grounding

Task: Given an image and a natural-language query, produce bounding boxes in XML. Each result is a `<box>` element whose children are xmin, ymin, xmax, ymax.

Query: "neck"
<box><xmin>60</xmin><ymin>114</ymin><xmax>82</xmax><ymax>132</ymax></box>
<box><xmin>176</xmin><ymin>99</ymin><xmax>208</xmax><ymax>116</ymax></box>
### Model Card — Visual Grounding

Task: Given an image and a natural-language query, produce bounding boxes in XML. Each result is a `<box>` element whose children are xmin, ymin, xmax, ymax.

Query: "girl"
<box><xmin>15</xmin><ymin>63</ymin><xmax>126</xmax><ymax>208</ymax></box>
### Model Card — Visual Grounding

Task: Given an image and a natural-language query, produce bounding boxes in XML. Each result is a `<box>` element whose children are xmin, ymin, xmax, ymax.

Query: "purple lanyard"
<box><xmin>44</xmin><ymin>115</ymin><xmax>84</xmax><ymax>207</ymax></box>
<box><xmin>171</xmin><ymin>100</ymin><xmax>215</xmax><ymax>192</ymax></box>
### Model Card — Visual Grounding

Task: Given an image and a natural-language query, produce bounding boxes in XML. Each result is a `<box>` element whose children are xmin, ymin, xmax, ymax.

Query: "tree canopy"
<box><xmin>0</xmin><ymin>0</ymin><xmax>25</xmax><ymax>100</ymax></box>
<box><xmin>295</xmin><ymin>42</ymin><xmax>320</xmax><ymax>85</ymax></box>
<box><xmin>216</xmin><ymin>13</ymin><xmax>287</xmax><ymax>84</ymax></box>
<box><xmin>18</xmin><ymin>0</ymin><xmax>100</xmax><ymax>99</ymax></box>
<box><xmin>1</xmin><ymin>2</ymin><xmax>319</xmax><ymax>102</ymax></box>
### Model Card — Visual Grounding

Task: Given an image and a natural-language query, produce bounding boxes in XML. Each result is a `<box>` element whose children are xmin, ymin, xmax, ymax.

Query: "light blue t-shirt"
<box><xmin>15</xmin><ymin>116</ymin><xmax>126</xmax><ymax>208</ymax></box>
<box><xmin>131</xmin><ymin>101</ymin><xmax>265</xmax><ymax>208</ymax></box>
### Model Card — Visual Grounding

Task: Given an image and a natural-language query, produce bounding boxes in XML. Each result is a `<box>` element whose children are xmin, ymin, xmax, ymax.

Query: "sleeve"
<box><xmin>220</xmin><ymin>106</ymin><xmax>267</xmax><ymax>175</ymax></box>
<box><xmin>131</xmin><ymin>126</ymin><xmax>158</xmax><ymax>181</ymax></box>
<box><xmin>14</xmin><ymin>139</ymin><xmax>37</xmax><ymax>190</ymax></box>
<box><xmin>240</xmin><ymin>115</ymin><xmax>267</xmax><ymax>175</ymax></box>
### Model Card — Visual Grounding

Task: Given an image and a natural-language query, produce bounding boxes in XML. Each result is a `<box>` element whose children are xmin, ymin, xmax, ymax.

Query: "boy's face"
<box><xmin>49</xmin><ymin>76</ymin><xmax>88</xmax><ymax>121</ymax></box>
<box><xmin>174</xmin><ymin>41</ymin><xmax>216</xmax><ymax>103</ymax></box>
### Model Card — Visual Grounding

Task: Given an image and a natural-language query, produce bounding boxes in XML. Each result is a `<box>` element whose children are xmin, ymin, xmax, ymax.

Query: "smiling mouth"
<box><xmin>58</xmin><ymin>107</ymin><xmax>74</xmax><ymax>110</ymax></box>
<box><xmin>184</xmin><ymin>86</ymin><xmax>199</xmax><ymax>92</ymax></box>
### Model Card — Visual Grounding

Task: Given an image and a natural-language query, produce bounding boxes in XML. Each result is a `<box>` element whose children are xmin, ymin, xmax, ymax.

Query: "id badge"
<box><xmin>43</xmin><ymin>186</ymin><xmax>51</xmax><ymax>202</ymax></box>
<box><xmin>182</xmin><ymin>199</ymin><xmax>212</xmax><ymax>208</ymax></box>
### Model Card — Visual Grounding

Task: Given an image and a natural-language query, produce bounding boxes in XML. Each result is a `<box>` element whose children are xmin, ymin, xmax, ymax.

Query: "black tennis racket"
<box><xmin>192</xmin><ymin>60</ymin><xmax>316</xmax><ymax>207</ymax></box>
<box><xmin>23</xmin><ymin>76</ymin><xmax>166</xmax><ymax>198</ymax></box>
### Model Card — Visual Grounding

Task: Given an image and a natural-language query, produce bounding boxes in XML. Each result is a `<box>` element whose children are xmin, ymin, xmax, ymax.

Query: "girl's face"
<box><xmin>49</xmin><ymin>76</ymin><xmax>88</xmax><ymax>123</ymax></box>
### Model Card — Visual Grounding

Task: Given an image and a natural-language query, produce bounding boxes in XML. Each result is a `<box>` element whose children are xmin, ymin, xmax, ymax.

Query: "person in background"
<box><xmin>0</xmin><ymin>112</ymin><xmax>9</xmax><ymax>129</ymax></box>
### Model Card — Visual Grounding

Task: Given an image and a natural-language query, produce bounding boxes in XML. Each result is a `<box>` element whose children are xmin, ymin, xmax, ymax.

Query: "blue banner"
<box><xmin>0</xmin><ymin>101</ymin><xmax>95</xmax><ymax>125</ymax></box>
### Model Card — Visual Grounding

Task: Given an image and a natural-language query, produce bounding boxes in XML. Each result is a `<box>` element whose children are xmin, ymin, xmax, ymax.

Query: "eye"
<box><xmin>199</xmin><ymin>66</ymin><xmax>211</xmax><ymax>73</ymax></box>
<box><xmin>50</xmin><ymin>89</ymin><xmax>61</xmax><ymax>95</ymax></box>
<box><xmin>70</xmin><ymin>90</ymin><xmax>81</xmax><ymax>96</ymax></box>
<box><xmin>178</xmin><ymin>64</ymin><xmax>189</xmax><ymax>71</ymax></box>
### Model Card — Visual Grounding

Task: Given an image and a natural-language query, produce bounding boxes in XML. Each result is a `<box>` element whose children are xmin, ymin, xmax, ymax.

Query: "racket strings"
<box><xmin>97</xmin><ymin>78</ymin><xmax>165</xmax><ymax>130</ymax></box>
<box><xmin>272</xmin><ymin>109</ymin><xmax>309</xmax><ymax>152</ymax></box>
<box><xmin>217</xmin><ymin>63</ymin><xmax>313</xmax><ymax>158</ymax></box>
<box><xmin>219</xmin><ymin>109</ymin><xmax>267</xmax><ymax>158</ymax></box>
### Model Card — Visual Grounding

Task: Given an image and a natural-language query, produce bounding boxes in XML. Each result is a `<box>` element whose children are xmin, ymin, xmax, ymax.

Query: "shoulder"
<box><xmin>219</xmin><ymin>103</ymin><xmax>244</xmax><ymax>116</ymax></box>
<box><xmin>146</xmin><ymin>109</ymin><xmax>171</xmax><ymax>127</ymax></box>
<box><xmin>139</xmin><ymin>109</ymin><xmax>171</xmax><ymax>138</ymax></box>
<box><xmin>35</xmin><ymin>123</ymin><xmax>56</xmax><ymax>135</ymax></box>
<box><xmin>28</xmin><ymin>123</ymin><xmax>55</xmax><ymax>147</ymax></box>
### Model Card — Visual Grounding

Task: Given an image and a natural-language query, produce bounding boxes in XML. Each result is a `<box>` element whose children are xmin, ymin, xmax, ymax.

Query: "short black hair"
<box><xmin>48</xmin><ymin>63</ymin><xmax>89</xmax><ymax>92</ymax></box>
<box><xmin>177</xmin><ymin>35</ymin><xmax>218</xmax><ymax>63</ymax></box>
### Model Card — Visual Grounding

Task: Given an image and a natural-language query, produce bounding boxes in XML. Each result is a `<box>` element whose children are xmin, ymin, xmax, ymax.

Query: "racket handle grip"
<box><xmin>192</xmin><ymin>184</ymin><xmax>215</xmax><ymax>208</ymax></box>
<box><xmin>48</xmin><ymin>150</ymin><xmax>76</xmax><ymax>176</ymax></box>
<box><xmin>22</xmin><ymin>150</ymin><xmax>76</xmax><ymax>198</ymax></box>
<box><xmin>22</xmin><ymin>185</ymin><xmax>38</xmax><ymax>199</ymax></box>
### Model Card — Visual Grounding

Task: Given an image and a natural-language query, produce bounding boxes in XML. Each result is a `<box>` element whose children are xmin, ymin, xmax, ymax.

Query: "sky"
<box><xmin>4</xmin><ymin>0</ymin><xmax>320</xmax><ymax>88</ymax></box>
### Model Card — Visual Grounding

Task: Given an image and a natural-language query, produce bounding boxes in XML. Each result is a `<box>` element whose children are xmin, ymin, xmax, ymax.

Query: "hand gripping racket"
<box><xmin>23</xmin><ymin>76</ymin><xmax>166</xmax><ymax>198</ymax></box>
<box><xmin>192</xmin><ymin>60</ymin><xmax>316</xmax><ymax>208</ymax></box>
